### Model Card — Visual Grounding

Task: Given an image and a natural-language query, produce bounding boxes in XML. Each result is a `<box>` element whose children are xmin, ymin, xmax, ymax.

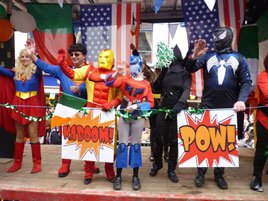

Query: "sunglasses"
<box><xmin>70</xmin><ymin>53</ymin><xmax>82</xmax><ymax>57</ymax></box>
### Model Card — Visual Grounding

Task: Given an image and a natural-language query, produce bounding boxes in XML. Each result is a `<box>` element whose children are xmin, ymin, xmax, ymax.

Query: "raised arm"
<box><xmin>105</xmin><ymin>65</ymin><xmax>125</xmax><ymax>88</ymax></box>
<box><xmin>185</xmin><ymin>39</ymin><xmax>207</xmax><ymax>73</ymax></box>
<box><xmin>57</xmin><ymin>49</ymin><xmax>75</xmax><ymax>79</ymax></box>
<box><xmin>0</xmin><ymin>64</ymin><xmax>15</xmax><ymax>77</ymax></box>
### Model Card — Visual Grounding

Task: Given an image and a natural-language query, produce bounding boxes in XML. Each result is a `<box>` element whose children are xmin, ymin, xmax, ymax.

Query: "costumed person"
<box><xmin>25</xmin><ymin>40</ymin><xmax>100</xmax><ymax>177</ymax></box>
<box><xmin>57</xmin><ymin>49</ymin><xmax>122</xmax><ymax>185</ymax></box>
<box><xmin>149</xmin><ymin>45</ymin><xmax>192</xmax><ymax>183</ymax></box>
<box><xmin>0</xmin><ymin>49</ymin><xmax>46</xmax><ymax>174</ymax></box>
<box><xmin>105</xmin><ymin>54</ymin><xmax>154</xmax><ymax>191</ymax></box>
<box><xmin>130</xmin><ymin>43</ymin><xmax>168</xmax><ymax>162</ymax></box>
<box><xmin>185</xmin><ymin>27</ymin><xmax>252</xmax><ymax>189</ymax></box>
<box><xmin>250</xmin><ymin>54</ymin><xmax>268</xmax><ymax>192</ymax></box>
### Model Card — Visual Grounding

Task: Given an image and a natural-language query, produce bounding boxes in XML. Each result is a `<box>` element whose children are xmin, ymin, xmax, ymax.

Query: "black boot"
<box><xmin>149</xmin><ymin>162</ymin><xmax>163</xmax><ymax>176</ymax></box>
<box><xmin>132</xmin><ymin>176</ymin><xmax>141</xmax><ymax>190</ymax></box>
<box><xmin>214</xmin><ymin>167</ymin><xmax>227</xmax><ymax>189</ymax></box>
<box><xmin>167</xmin><ymin>160</ymin><xmax>178</xmax><ymax>183</ymax></box>
<box><xmin>168</xmin><ymin>171</ymin><xmax>178</xmax><ymax>183</ymax></box>
<box><xmin>250</xmin><ymin>176</ymin><xmax>263</xmax><ymax>192</ymax></box>
<box><xmin>215</xmin><ymin>176</ymin><xmax>228</xmax><ymax>190</ymax></box>
<box><xmin>113</xmin><ymin>177</ymin><xmax>122</xmax><ymax>190</ymax></box>
<box><xmin>194</xmin><ymin>168</ymin><xmax>206</xmax><ymax>187</ymax></box>
<box><xmin>195</xmin><ymin>174</ymin><xmax>204</xmax><ymax>187</ymax></box>
<box><xmin>84</xmin><ymin>178</ymin><xmax>92</xmax><ymax>185</ymax></box>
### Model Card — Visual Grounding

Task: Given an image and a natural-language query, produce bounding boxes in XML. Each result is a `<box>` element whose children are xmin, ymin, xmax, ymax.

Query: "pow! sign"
<box><xmin>177</xmin><ymin>109</ymin><xmax>238</xmax><ymax>167</ymax></box>
<box><xmin>61</xmin><ymin>109</ymin><xmax>115</xmax><ymax>163</ymax></box>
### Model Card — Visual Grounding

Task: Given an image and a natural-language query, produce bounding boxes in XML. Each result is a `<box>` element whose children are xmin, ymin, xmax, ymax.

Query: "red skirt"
<box><xmin>11</xmin><ymin>95</ymin><xmax>44</xmax><ymax>126</ymax></box>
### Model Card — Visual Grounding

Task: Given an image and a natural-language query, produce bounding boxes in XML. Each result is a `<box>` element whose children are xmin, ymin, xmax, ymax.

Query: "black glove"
<box><xmin>172</xmin><ymin>102</ymin><xmax>183</xmax><ymax>115</ymax></box>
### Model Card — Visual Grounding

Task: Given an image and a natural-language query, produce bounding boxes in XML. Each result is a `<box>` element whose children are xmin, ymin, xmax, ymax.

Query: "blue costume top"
<box><xmin>186</xmin><ymin>52</ymin><xmax>252</xmax><ymax>108</ymax></box>
<box><xmin>35</xmin><ymin>59</ymin><xmax>86</xmax><ymax>98</ymax></box>
<box><xmin>0</xmin><ymin>65</ymin><xmax>41</xmax><ymax>93</ymax></box>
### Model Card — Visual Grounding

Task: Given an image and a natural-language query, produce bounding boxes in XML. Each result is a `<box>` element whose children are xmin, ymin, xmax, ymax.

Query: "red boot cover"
<box><xmin>105</xmin><ymin>162</ymin><xmax>115</xmax><ymax>180</ymax></box>
<box><xmin>58</xmin><ymin>159</ymin><xmax>72</xmax><ymax>174</ymax></box>
<box><xmin>7</xmin><ymin>142</ymin><xmax>25</xmax><ymax>173</ymax></box>
<box><xmin>31</xmin><ymin>143</ymin><xmax>42</xmax><ymax>174</ymax></box>
<box><xmin>84</xmin><ymin>161</ymin><xmax>95</xmax><ymax>179</ymax></box>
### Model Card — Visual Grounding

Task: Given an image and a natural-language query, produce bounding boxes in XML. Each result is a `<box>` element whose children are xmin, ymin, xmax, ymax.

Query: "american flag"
<box><xmin>182</xmin><ymin>0</ymin><xmax>246</xmax><ymax>97</ymax></box>
<box><xmin>80</xmin><ymin>3</ymin><xmax>141</xmax><ymax>67</ymax></box>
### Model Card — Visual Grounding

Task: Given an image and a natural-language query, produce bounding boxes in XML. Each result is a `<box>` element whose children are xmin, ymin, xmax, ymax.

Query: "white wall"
<box><xmin>152</xmin><ymin>23</ymin><xmax>189</xmax><ymax>66</ymax></box>
<box><xmin>14</xmin><ymin>31</ymin><xmax>28</xmax><ymax>60</ymax></box>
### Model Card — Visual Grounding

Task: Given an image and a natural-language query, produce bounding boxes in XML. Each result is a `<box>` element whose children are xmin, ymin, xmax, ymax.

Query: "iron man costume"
<box><xmin>58</xmin><ymin>49</ymin><xmax>122</xmax><ymax>184</ymax></box>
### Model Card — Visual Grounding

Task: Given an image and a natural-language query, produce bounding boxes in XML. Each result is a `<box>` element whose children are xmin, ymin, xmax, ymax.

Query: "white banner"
<box><xmin>61</xmin><ymin>109</ymin><xmax>116</xmax><ymax>163</ymax></box>
<box><xmin>177</xmin><ymin>109</ymin><xmax>239</xmax><ymax>168</ymax></box>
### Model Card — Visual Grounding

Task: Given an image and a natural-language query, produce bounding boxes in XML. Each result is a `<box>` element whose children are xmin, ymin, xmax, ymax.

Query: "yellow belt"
<box><xmin>15</xmin><ymin>91</ymin><xmax>38</xmax><ymax>99</ymax></box>
<box><xmin>153</xmin><ymin>94</ymin><xmax>161</xmax><ymax>99</ymax></box>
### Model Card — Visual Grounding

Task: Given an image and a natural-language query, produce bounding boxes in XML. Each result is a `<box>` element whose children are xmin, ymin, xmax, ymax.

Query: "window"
<box><xmin>138</xmin><ymin>23</ymin><xmax>153</xmax><ymax>64</ymax></box>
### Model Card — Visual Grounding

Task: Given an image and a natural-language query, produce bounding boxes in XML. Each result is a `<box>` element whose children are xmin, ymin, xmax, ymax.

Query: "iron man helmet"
<box><xmin>98</xmin><ymin>49</ymin><xmax>114</xmax><ymax>70</ymax></box>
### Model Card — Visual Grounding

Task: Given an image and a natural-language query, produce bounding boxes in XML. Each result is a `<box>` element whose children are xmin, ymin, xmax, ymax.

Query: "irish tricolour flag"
<box><xmin>51</xmin><ymin>93</ymin><xmax>87</xmax><ymax>128</ymax></box>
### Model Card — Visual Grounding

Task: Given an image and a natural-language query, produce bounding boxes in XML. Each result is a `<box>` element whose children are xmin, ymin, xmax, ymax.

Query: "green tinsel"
<box><xmin>156</xmin><ymin>41</ymin><xmax>175</xmax><ymax>69</ymax></box>
<box><xmin>1</xmin><ymin>103</ymin><xmax>53</xmax><ymax>122</ymax></box>
<box><xmin>188</xmin><ymin>108</ymin><xmax>205</xmax><ymax>114</ymax></box>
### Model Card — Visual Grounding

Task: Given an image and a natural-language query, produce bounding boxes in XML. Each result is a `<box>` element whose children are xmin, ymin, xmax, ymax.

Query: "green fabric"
<box><xmin>238</xmin><ymin>25</ymin><xmax>259</xmax><ymax>59</ymax></box>
<box><xmin>0</xmin><ymin>4</ymin><xmax>6</xmax><ymax>19</ymax></box>
<box><xmin>257</xmin><ymin>10</ymin><xmax>268</xmax><ymax>43</ymax></box>
<box><xmin>27</xmin><ymin>3</ymin><xmax>73</xmax><ymax>34</ymax></box>
<box><xmin>59</xmin><ymin>93</ymin><xmax>87</xmax><ymax>110</ymax></box>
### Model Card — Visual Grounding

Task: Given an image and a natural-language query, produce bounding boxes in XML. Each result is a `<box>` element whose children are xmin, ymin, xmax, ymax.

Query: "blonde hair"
<box><xmin>14</xmin><ymin>49</ymin><xmax>37</xmax><ymax>81</ymax></box>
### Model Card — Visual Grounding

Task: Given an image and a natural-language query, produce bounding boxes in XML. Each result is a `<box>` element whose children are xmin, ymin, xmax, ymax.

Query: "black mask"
<box><xmin>170</xmin><ymin>45</ymin><xmax>184</xmax><ymax>71</ymax></box>
<box><xmin>214</xmin><ymin>27</ymin><xmax>233</xmax><ymax>53</ymax></box>
<box><xmin>173</xmin><ymin>45</ymin><xmax>183</xmax><ymax>62</ymax></box>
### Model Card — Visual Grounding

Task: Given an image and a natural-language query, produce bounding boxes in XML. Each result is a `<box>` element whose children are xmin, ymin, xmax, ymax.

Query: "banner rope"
<box><xmin>1</xmin><ymin>103</ymin><xmax>268</xmax><ymax>122</ymax></box>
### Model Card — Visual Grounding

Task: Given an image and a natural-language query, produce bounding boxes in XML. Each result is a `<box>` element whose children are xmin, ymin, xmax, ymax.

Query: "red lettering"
<box><xmin>99</xmin><ymin>127</ymin><xmax>109</xmax><ymax>143</ymax></box>
<box><xmin>71</xmin><ymin>125</ymin><xmax>76</xmax><ymax>141</ymax></box>
<box><xmin>84</xmin><ymin>126</ymin><xmax>91</xmax><ymax>142</ymax></box>
<box><xmin>63</xmin><ymin>125</ymin><xmax>71</xmax><ymax>140</ymax></box>
<box><xmin>91</xmin><ymin>126</ymin><xmax>99</xmax><ymax>143</ymax></box>
<box><xmin>109</xmin><ymin>128</ymin><xmax>114</xmax><ymax>144</ymax></box>
<box><xmin>76</xmin><ymin>125</ymin><xmax>84</xmax><ymax>142</ymax></box>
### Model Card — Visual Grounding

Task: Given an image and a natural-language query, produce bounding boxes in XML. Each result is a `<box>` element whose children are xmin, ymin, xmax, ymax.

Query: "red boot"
<box><xmin>31</xmin><ymin>143</ymin><xmax>41</xmax><ymax>174</ymax></box>
<box><xmin>7</xmin><ymin>142</ymin><xmax>25</xmax><ymax>173</ymax></box>
<box><xmin>84</xmin><ymin>161</ymin><xmax>94</xmax><ymax>185</ymax></box>
<box><xmin>105</xmin><ymin>162</ymin><xmax>115</xmax><ymax>183</ymax></box>
<box><xmin>58</xmin><ymin>159</ymin><xmax>71</xmax><ymax>177</ymax></box>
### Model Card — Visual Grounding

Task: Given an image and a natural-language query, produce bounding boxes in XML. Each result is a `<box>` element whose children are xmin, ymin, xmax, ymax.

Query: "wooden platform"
<box><xmin>0</xmin><ymin>145</ymin><xmax>268</xmax><ymax>201</ymax></box>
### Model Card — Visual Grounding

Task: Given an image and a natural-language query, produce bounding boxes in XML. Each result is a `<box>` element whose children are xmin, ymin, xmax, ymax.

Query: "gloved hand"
<box><xmin>57</xmin><ymin>49</ymin><xmax>75</xmax><ymax>79</ymax></box>
<box><xmin>172</xmin><ymin>102</ymin><xmax>183</xmax><ymax>115</ymax></box>
<box><xmin>57</xmin><ymin>49</ymin><xmax>66</xmax><ymax>66</ymax></box>
<box><xmin>102</xmin><ymin>103</ymin><xmax>114</xmax><ymax>111</ymax></box>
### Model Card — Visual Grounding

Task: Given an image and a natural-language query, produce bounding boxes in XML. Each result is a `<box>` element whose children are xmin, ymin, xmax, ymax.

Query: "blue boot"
<box><xmin>116</xmin><ymin>144</ymin><xmax>128</xmax><ymax>168</ymax></box>
<box><xmin>129</xmin><ymin>144</ymin><xmax>142</xmax><ymax>168</ymax></box>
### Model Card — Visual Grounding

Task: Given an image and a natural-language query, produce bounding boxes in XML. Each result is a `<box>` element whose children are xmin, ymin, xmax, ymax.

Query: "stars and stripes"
<box><xmin>182</xmin><ymin>0</ymin><xmax>246</xmax><ymax>97</ymax></box>
<box><xmin>80</xmin><ymin>3</ymin><xmax>141</xmax><ymax>67</ymax></box>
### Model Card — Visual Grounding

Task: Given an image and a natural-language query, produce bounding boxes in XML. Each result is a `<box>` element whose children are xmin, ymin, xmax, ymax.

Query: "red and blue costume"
<box><xmin>0</xmin><ymin>65</ymin><xmax>45</xmax><ymax>135</ymax></box>
<box><xmin>105</xmin><ymin>54</ymin><xmax>154</xmax><ymax>190</ymax></box>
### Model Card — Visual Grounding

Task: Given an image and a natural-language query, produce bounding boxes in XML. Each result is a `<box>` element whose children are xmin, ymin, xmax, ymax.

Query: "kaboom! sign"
<box><xmin>177</xmin><ymin>109</ymin><xmax>238</xmax><ymax>167</ymax></box>
<box><xmin>62</xmin><ymin>110</ymin><xmax>115</xmax><ymax>163</ymax></box>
